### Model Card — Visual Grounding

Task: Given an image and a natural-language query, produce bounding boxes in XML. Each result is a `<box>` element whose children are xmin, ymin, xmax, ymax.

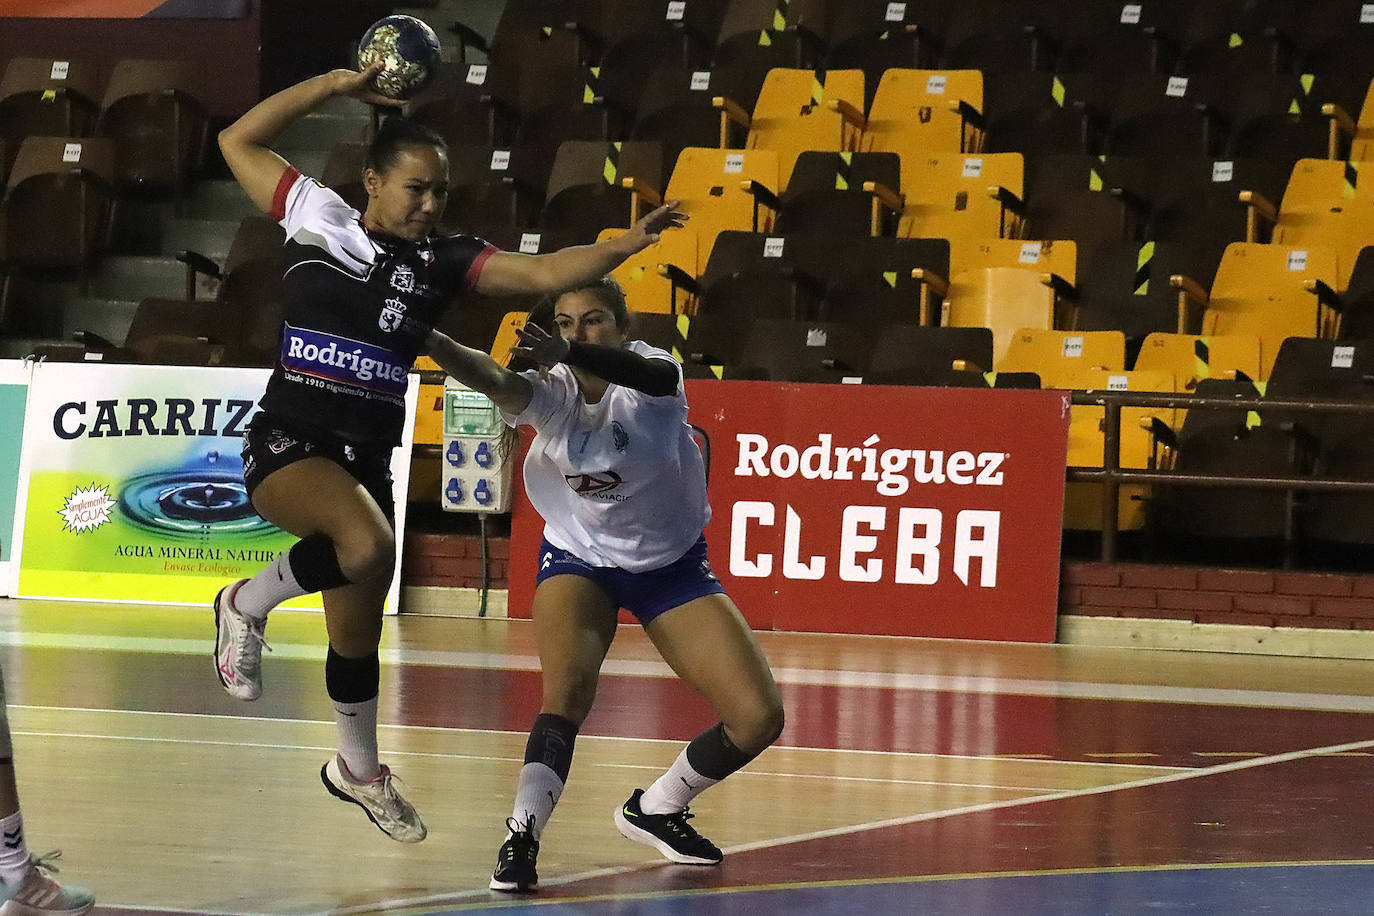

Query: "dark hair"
<box><xmin>532</xmin><ymin>276</ymin><xmax>630</xmax><ymax>331</ymax></box>
<box><xmin>366</xmin><ymin>116</ymin><xmax>447</xmax><ymax>174</ymax></box>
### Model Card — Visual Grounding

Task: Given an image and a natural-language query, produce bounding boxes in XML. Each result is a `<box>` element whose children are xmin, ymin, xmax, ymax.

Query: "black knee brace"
<box><xmin>524</xmin><ymin>713</ymin><xmax>578</xmax><ymax>782</ymax></box>
<box><xmin>325</xmin><ymin>646</ymin><xmax>379</xmax><ymax>703</ymax></box>
<box><xmin>290</xmin><ymin>533</ymin><xmax>351</xmax><ymax>593</ymax></box>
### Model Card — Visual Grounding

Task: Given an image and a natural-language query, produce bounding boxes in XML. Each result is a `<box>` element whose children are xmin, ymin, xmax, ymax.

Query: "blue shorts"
<box><xmin>534</xmin><ymin>535</ymin><xmax>726</xmax><ymax>625</ymax></box>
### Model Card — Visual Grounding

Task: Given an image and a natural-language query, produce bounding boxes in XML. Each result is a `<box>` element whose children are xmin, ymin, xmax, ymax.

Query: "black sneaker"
<box><xmin>613</xmin><ymin>788</ymin><xmax>723</xmax><ymax>865</ymax></box>
<box><xmin>489</xmin><ymin>817</ymin><xmax>539</xmax><ymax>892</ymax></box>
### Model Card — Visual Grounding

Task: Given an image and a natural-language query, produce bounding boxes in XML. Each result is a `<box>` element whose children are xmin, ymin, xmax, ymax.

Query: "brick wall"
<box><xmin>1062</xmin><ymin>561</ymin><xmax>1374</xmax><ymax>629</ymax></box>
<box><xmin>403</xmin><ymin>537</ymin><xmax>1374</xmax><ymax>631</ymax></box>
<box><xmin>403</xmin><ymin>533</ymin><xmax>509</xmax><ymax>590</ymax></box>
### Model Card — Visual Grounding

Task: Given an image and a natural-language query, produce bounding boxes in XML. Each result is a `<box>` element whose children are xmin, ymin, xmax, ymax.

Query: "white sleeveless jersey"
<box><xmin>502</xmin><ymin>340</ymin><xmax>709</xmax><ymax>572</ymax></box>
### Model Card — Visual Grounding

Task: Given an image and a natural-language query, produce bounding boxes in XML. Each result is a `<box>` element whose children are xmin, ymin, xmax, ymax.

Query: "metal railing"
<box><xmin>1067</xmin><ymin>389</ymin><xmax>1374</xmax><ymax>562</ymax></box>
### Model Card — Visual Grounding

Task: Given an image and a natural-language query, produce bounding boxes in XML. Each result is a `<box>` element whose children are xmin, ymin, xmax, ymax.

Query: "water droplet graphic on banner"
<box><xmin>118</xmin><ymin>450</ymin><xmax>274</xmax><ymax>538</ymax></box>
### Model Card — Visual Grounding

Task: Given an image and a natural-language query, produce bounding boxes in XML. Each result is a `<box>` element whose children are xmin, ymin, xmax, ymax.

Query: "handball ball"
<box><xmin>357</xmin><ymin>15</ymin><xmax>442</xmax><ymax>100</ymax></box>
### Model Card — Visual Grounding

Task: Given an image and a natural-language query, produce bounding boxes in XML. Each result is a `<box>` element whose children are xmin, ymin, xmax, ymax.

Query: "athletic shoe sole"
<box><xmin>488</xmin><ymin>874</ymin><xmax>537</xmax><ymax>893</ymax></box>
<box><xmin>319</xmin><ymin>762</ymin><xmax>426</xmax><ymax>843</ymax></box>
<box><xmin>613</xmin><ymin>804</ymin><xmax>721</xmax><ymax>865</ymax></box>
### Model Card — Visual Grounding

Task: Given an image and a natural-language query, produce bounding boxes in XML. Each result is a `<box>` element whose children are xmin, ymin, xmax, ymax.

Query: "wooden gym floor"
<box><xmin>5</xmin><ymin>596</ymin><xmax>1374</xmax><ymax>914</ymax></box>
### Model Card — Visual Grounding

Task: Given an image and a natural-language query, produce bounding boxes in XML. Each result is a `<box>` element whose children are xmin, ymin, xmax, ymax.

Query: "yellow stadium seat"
<box><xmin>898</xmin><ymin>152</ymin><xmax>1024</xmax><ymax>247</ymax></box>
<box><xmin>999</xmin><ymin>329</ymin><xmax>1126</xmax><ymax>387</ymax></box>
<box><xmin>598</xmin><ymin>225</ymin><xmax>700</xmax><ymax>314</ymax></box>
<box><xmin>862</xmin><ymin>69</ymin><xmax>985</xmax><ymax>159</ymax></box>
<box><xmin>1134</xmin><ymin>332</ymin><xmax>1263</xmax><ymax>390</ymax></box>
<box><xmin>663</xmin><ymin>147</ymin><xmax>779</xmax><ymax>266</ymax></box>
<box><xmin>1174</xmin><ymin>242</ymin><xmax>1341</xmax><ymax>379</ymax></box>
<box><xmin>941</xmin><ymin>266</ymin><xmax>1055</xmax><ymax>368</ymax></box>
<box><xmin>741</xmin><ymin>68</ymin><xmax>866</xmax><ymax>187</ymax></box>
<box><xmin>1060</xmin><ymin>367</ymin><xmax>1178</xmax><ymax>532</ymax></box>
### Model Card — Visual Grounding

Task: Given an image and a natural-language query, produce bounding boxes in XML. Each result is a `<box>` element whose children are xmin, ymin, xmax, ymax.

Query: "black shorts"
<box><xmin>241</xmin><ymin>416</ymin><xmax>396</xmax><ymax>518</ymax></box>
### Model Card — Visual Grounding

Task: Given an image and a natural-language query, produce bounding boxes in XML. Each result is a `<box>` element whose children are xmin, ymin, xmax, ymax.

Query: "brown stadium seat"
<box><xmin>405</xmin><ymin>61</ymin><xmax>519</xmax><ymax>150</ymax></box>
<box><xmin>97</xmin><ymin>59</ymin><xmax>209</xmax><ymax>202</ymax></box>
<box><xmin>861</xmin><ymin>325</ymin><xmax>996</xmax><ymax>387</ymax></box>
<box><xmin>321</xmin><ymin>140</ymin><xmax>369</xmax><ymax>213</ymax></box>
<box><xmin>1057</xmin><ymin>366</ymin><xmax>1178</xmax><ymax>533</ymax></box>
<box><xmin>0</xmin><ymin>135</ymin><xmax>115</xmax><ymax>335</ymax></box>
<box><xmin>772</xmin><ymin>150</ymin><xmax>902</xmax><ymax>238</ymax></box>
<box><xmin>741</xmin><ymin>68</ymin><xmax>865</xmax><ymax>187</ymax></box>
<box><xmin>861</xmin><ymin>69</ymin><xmax>986</xmax><ymax>161</ymax></box>
<box><xmin>1154</xmin><ymin>377</ymin><xmax>1308</xmax><ymax>566</ymax></box>
<box><xmin>735</xmin><ymin>317</ymin><xmax>874</xmax><ymax>382</ymax></box>
<box><xmin>823</xmin><ymin>1</ymin><xmax>948</xmax><ymax>106</ymax></box>
<box><xmin>711</xmin><ymin>0</ymin><xmax>828</xmax><ymax>73</ymax></box>
<box><xmin>818</xmin><ymin>235</ymin><xmax>951</xmax><ymax>330</ymax></box>
<box><xmin>941</xmin><ymin>0</ymin><xmax>1062</xmax><ymax>74</ymax></box>
<box><xmin>0</xmin><ymin>57</ymin><xmax>102</xmax><ymax>181</ymax></box>
<box><xmin>540</xmin><ymin>140</ymin><xmax>668</xmax><ymax>245</ymax></box>
<box><xmin>174</xmin><ymin>215</ymin><xmax>285</xmax><ymax>365</ymax></box>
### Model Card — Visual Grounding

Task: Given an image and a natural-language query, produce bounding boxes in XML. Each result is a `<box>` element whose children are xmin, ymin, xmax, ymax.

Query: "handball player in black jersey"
<box><xmin>211</xmin><ymin>63</ymin><xmax>685</xmax><ymax>842</ymax></box>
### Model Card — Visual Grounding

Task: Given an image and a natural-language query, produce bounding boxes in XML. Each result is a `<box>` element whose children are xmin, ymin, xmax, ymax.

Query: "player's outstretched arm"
<box><xmin>425</xmin><ymin>330</ymin><xmax>534</xmax><ymax>415</ymax></box>
<box><xmin>219</xmin><ymin>65</ymin><xmax>401</xmax><ymax>214</ymax></box>
<box><xmin>473</xmin><ymin>202</ymin><xmax>688</xmax><ymax>296</ymax></box>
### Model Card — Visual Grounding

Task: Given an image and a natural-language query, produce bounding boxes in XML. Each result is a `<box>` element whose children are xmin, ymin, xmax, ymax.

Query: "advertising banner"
<box><xmin>14</xmin><ymin>363</ymin><xmax>417</xmax><ymax>612</ymax></box>
<box><xmin>509</xmin><ymin>382</ymin><xmax>1070</xmax><ymax>642</ymax></box>
<box><xmin>0</xmin><ymin>360</ymin><xmax>31</xmax><ymax>596</ymax></box>
<box><xmin>0</xmin><ymin>1</ymin><xmax>250</xmax><ymax>18</ymax></box>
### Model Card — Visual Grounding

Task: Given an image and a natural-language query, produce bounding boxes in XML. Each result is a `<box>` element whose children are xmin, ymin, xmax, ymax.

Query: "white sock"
<box><xmin>0</xmin><ymin>811</ymin><xmax>28</xmax><ymax>886</ymax></box>
<box><xmin>233</xmin><ymin>553</ymin><xmax>307</xmax><ymax>620</ymax></box>
<box><xmin>639</xmin><ymin>749</ymin><xmax>719</xmax><ymax>815</ymax></box>
<box><xmin>333</xmin><ymin>696</ymin><xmax>380</xmax><ymax>782</ymax></box>
<box><xmin>510</xmin><ymin>762</ymin><xmax>564</xmax><ymax>839</ymax></box>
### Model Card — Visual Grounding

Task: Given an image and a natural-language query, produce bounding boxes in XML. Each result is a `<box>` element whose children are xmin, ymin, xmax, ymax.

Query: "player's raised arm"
<box><xmin>218</xmin><ymin>66</ymin><xmax>401</xmax><ymax>214</ymax></box>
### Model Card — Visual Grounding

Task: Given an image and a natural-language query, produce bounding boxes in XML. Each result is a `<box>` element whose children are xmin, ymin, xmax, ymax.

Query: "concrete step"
<box><xmin>275</xmin><ymin>110</ymin><xmax>370</xmax><ymax>150</ymax></box>
<box><xmin>0</xmin><ymin>338</ymin><xmax>64</xmax><ymax>359</ymax></box>
<box><xmin>184</xmin><ymin>179</ymin><xmax>260</xmax><ymax>222</ymax></box>
<box><xmin>276</xmin><ymin>147</ymin><xmax>330</xmax><ymax>180</ymax></box>
<box><xmin>89</xmin><ymin>255</ymin><xmax>199</xmax><ymax>302</ymax></box>
<box><xmin>160</xmin><ymin>218</ymin><xmax>241</xmax><ymax>261</ymax></box>
<box><xmin>61</xmin><ymin>298</ymin><xmax>141</xmax><ymax>345</ymax></box>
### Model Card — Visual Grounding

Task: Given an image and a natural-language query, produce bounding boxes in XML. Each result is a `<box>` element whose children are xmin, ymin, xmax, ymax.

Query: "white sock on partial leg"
<box><xmin>0</xmin><ymin>811</ymin><xmax>28</xmax><ymax>886</ymax></box>
<box><xmin>333</xmin><ymin>696</ymin><xmax>380</xmax><ymax>782</ymax></box>
<box><xmin>639</xmin><ymin>749</ymin><xmax>719</xmax><ymax>815</ymax></box>
<box><xmin>510</xmin><ymin>762</ymin><xmax>564</xmax><ymax>839</ymax></box>
<box><xmin>233</xmin><ymin>553</ymin><xmax>307</xmax><ymax>621</ymax></box>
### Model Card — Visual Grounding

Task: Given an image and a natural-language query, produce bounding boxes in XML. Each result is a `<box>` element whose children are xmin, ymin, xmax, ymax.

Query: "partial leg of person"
<box><xmin>0</xmin><ymin>671</ymin><xmax>94</xmax><ymax>916</ymax></box>
<box><xmin>491</xmin><ymin>575</ymin><xmax>618</xmax><ymax>893</ymax></box>
<box><xmin>215</xmin><ymin>456</ymin><xmax>394</xmax><ymax>700</ymax></box>
<box><xmin>614</xmin><ymin>593</ymin><xmax>784</xmax><ymax>864</ymax></box>
<box><xmin>317</xmin><ymin>571</ymin><xmax>425</xmax><ymax>843</ymax></box>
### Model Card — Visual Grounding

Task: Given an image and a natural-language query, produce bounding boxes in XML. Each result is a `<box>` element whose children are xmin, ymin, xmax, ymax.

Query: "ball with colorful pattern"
<box><xmin>356</xmin><ymin>15</ymin><xmax>442</xmax><ymax>101</ymax></box>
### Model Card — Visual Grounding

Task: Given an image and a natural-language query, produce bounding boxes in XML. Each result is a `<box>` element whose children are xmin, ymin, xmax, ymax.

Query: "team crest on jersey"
<box><xmin>564</xmin><ymin>470</ymin><xmax>623</xmax><ymax>496</ymax></box>
<box><xmin>379</xmin><ymin>297</ymin><xmax>407</xmax><ymax>332</ymax></box>
<box><xmin>390</xmin><ymin>264</ymin><xmax>416</xmax><ymax>293</ymax></box>
<box><xmin>611</xmin><ymin>420</ymin><xmax>628</xmax><ymax>452</ymax></box>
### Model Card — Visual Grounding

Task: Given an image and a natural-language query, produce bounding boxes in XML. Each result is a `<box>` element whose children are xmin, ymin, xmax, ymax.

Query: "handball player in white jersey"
<box><xmin>426</xmin><ymin>278</ymin><xmax>785</xmax><ymax>893</ymax></box>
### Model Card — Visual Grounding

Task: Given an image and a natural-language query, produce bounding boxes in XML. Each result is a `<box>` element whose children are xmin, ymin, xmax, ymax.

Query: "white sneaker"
<box><xmin>0</xmin><ymin>852</ymin><xmax>94</xmax><ymax>916</ymax></box>
<box><xmin>213</xmin><ymin>580</ymin><xmax>270</xmax><ymax>701</ymax></box>
<box><xmin>320</xmin><ymin>754</ymin><xmax>426</xmax><ymax>843</ymax></box>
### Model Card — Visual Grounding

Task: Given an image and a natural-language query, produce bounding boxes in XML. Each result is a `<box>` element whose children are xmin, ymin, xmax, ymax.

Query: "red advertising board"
<box><xmin>508</xmin><ymin>382</ymin><xmax>1070</xmax><ymax>642</ymax></box>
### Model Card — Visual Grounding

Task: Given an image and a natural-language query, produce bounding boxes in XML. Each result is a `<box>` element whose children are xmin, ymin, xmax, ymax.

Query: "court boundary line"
<box><xmin>10</xmin><ymin>629</ymin><xmax>1374</xmax><ymax>712</ymax></box>
<box><xmin>300</xmin><ymin>735</ymin><xmax>1374</xmax><ymax>916</ymax></box>
<box><xmin>8</xmin><ymin>704</ymin><xmax>1189</xmax><ymax>769</ymax></box>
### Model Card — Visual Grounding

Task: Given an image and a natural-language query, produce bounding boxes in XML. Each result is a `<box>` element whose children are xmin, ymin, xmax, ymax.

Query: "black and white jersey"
<box><xmin>258</xmin><ymin>167</ymin><xmax>495</xmax><ymax>445</ymax></box>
